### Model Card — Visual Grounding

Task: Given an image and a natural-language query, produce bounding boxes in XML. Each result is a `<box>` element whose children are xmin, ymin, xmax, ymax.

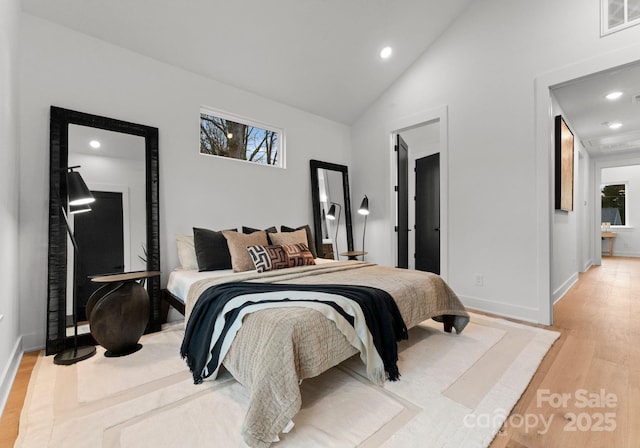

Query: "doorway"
<box><xmin>415</xmin><ymin>153</ymin><xmax>440</xmax><ymax>273</ymax></box>
<box><xmin>395</xmin><ymin>118</ymin><xmax>444</xmax><ymax>273</ymax></box>
<box><xmin>535</xmin><ymin>49</ymin><xmax>640</xmax><ymax>325</ymax></box>
<box><xmin>73</xmin><ymin>190</ymin><xmax>125</xmax><ymax>321</ymax></box>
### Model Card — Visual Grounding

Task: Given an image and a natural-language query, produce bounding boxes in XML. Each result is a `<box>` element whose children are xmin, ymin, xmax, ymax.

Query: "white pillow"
<box><xmin>176</xmin><ymin>234</ymin><xmax>198</xmax><ymax>270</ymax></box>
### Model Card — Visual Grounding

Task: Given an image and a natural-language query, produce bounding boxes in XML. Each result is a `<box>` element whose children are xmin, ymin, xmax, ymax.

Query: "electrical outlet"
<box><xmin>474</xmin><ymin>274</ymin><xmax>484</xmax><ymax>287</ymax></box>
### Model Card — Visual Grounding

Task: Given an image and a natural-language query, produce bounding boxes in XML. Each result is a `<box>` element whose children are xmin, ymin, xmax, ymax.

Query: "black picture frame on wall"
<box><xmin>554</xmin><ymin>115</ymin><xmax>574</xmax><ymax>212</ymax></box>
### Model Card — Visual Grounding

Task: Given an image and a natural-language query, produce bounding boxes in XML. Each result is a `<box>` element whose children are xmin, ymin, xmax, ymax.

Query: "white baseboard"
<box><xmin>553</xmin><ymin>272</ymin><xmax>579</xmax><ymax>305</ymax></box>
<box><xmin>0</xmin><ymin>336</ymin><xmax>23</xmax><ymax>419</ymax></box>
<box><xmin>604</xmin><ymin>251</ymin><xmax>640</xmax><ymax>258</ymax></box>
<box><xmin>459</xmin><ymin>294</ymin><xmax>543</xmax><ymax>325</ymax></box>
<box><xmin>20</xmin><ymin>332</ymin><xmax>44</xmax><ymax>353</ymax></box>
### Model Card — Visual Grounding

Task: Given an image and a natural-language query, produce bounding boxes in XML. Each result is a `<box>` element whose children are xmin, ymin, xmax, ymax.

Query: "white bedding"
<box><xmin>166</xmin><ymin>269</ymin><xmax>241</xmax><ymax>302</ymax></box>
<box><xmin>166</xmin><ymin>258</ymin><xmax>336</xmax><ymax>303</ymax></box>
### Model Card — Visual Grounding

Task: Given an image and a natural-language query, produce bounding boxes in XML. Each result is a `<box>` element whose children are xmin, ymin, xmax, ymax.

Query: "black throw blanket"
<box><xmin>181</xmin><ymin>281</ymin><xmax>408</xmax><ymax>384</ymax></box>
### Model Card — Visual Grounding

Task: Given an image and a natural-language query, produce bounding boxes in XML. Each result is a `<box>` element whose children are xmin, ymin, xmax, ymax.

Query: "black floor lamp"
<box><xmin>358</xmin><ymin>195</ymin><xmax>369</xmax><ymax>260</ymax></box>
<box><xmin>326</xmin><ymin>202</ymin><xmax>342</xmax><ymax>260</ymax></box>
<box><xmin>54</xmin><ymin>166</ymin><xmax>98</xmax><ymax>366</ymax></box>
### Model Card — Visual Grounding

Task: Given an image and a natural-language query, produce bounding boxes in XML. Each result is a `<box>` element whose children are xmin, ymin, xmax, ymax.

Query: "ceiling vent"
<box><xmin>586</xmin><ymin>130</ymin><xmax>640</xmax><ymax>153</ymax></box>
<box><xmin>600</xmin><ymin>142</ymin><xmax>640</xmax><ymax>153</ymax></box>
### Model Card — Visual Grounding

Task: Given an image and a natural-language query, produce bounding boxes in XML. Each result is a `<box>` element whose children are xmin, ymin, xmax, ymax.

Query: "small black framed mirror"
<box><xmin>310</xmin><ymin>160</ymin><xmax>354</xmax><ymax>259</ymax></box>
<box><xmin>47</xmin><ymin>106</ymin><xmax>160</xmax><ymax>355</ymax></box>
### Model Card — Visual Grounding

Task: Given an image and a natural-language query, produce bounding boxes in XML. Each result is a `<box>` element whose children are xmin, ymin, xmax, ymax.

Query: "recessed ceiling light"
<box><xmin>605</xmin><ymin>91</ymin><xmax>623</xmax><ymax>100</ymax></box>
<box><xmin>609</xmin><ymin>122</ymin><xmax>622</xmax><ymax>129</ymax></box>
<box><xmin>380</xmin><ymin>46</ymin><xmax>392</xmax><ymax>59</ymax></box>
<box><xmin>89</xmin><ymin>140</ymin><xmax>101</xmax><ymax>149</ymax></box>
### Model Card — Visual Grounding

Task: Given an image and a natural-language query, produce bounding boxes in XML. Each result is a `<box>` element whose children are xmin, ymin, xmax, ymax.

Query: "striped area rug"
<box><xmin>15</xmin><ymin>314</ymin><xmax>559</xmax><ymax>447</ymax></box>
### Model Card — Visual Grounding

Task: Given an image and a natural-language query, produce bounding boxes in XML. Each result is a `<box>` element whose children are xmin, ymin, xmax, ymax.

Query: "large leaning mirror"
<box><xmin>310</xmin><ymin>160</ymin><xmax>354</xmax><ymax>259</ymax></box>
<box><xmin>47</xmin><ymin>106</ymin><xmax>160</xmax><ymax>355</ymax></box>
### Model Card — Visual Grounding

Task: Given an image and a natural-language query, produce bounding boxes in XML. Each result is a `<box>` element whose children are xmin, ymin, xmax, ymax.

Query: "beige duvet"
<box><xmin>185</xmin><ymin>261</ymin><xmax>469</xmax><ymax>448</ymax></box>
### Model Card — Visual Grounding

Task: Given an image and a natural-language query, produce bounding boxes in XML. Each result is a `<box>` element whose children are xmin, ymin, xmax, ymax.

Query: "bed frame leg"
<box><xmin>443</xmin><ymin>315</ymin><xmax>455</xmax><ymax>333</ymax></box>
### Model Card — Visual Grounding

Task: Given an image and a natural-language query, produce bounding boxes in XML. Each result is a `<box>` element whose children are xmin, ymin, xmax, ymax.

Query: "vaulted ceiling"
<box><xmin>21</xmin><ymin>0</ymin><xmax>475</xmax><ymax>124</ymax></box>
<box><xmin>22</xmin><ymin>0</ymin><xmax>640</xmax><ymax>153</ymax></box>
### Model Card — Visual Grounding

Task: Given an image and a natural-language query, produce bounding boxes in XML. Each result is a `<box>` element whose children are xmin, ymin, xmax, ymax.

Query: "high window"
<box><xmin>602</xmin><ymin>0</ymin><xmax>640</xmax><ymax>35</ymax></box>
<box><xmin>200</xmin><ymin>107</ymin><xmax>284</xmax><ymax>168</ymax></box>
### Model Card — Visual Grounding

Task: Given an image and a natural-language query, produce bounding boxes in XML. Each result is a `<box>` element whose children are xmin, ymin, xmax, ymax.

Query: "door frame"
<box><xmin>389</xmin><ymin>106</ymin><xmax>449</xmax><ymax>280</ymax></box>
<box><xmin>595</xmin><ymin>156</ymin><xmax>640</xmax><ymax>265</ymax></box>
<box><xmin>534</xmin><ymin>47</ymin><xmax>640</xmax><ymax>326</ymax></box>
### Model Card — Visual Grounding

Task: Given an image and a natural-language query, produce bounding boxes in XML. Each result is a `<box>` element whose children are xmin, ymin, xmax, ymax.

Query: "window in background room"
<box><xmin>602</xmin><ymin>0</ymin><xmax>640</xmax><ymax>35</ymax></box>
<box><xmin>200</xmin><ymin>107</ymin><xmax>285</xmax><ymax>168</ymax></box>
<box><xmin>601</xmin><ymin>182</ymin><xmax>628</xmax><ymax>226</ymax></box>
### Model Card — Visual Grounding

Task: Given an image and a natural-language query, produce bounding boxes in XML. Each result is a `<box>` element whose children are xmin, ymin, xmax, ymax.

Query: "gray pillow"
<box><xmin>193</xmin><ymin>227</ymin><xmax>236</xmax><ymax>271</ymax></box>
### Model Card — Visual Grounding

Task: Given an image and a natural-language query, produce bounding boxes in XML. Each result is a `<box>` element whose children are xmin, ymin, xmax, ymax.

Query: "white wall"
<box><xmin>351</xmin><ymin>0</ymin><xmax>640</xmax><ymax>323</ymax></box>
<box><xmin>550</xmin><ymin>96</ymin><xmax>592</xmax><ymax>303</ymax></box>
<box><xmin>18</xmin><ymin>14</ymin><xmax>352</xmax><ymax>350</ymax></box>
<box><xmin>601</xmin><ymin>164</ymin><xmax>640</xmax><ymax>257</ymax></box>
<box><xmin>0</xmin><ymin>0</ymin><xmax>22</xmax><ymax>417</ymax></box>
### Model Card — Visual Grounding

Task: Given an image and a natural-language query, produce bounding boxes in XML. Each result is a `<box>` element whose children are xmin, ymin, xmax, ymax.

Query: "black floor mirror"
<box><xmin>47</xmin><ymin>106</ymin><xmax>161</xmax><ymax>356</ymax></box>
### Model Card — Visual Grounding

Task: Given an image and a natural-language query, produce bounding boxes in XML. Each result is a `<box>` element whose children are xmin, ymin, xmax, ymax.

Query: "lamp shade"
<box><xmin>358</xmin><ymin>195</ymin><xmax>369</xmax><ymax>215</ymax></box>
<box><xmin>69</xmin><ymin>203</ymin><xmax>92</xmax><ymax>214</ymax></box>
<box><xmin>327</xmin><ymin>204</ymin><xmax>337</xmax><ymax>220</ymax></box>
<box><xmin>67</xmin><ymin>170</ymin><xmax>95</xmax><ymax>206</ymax></box>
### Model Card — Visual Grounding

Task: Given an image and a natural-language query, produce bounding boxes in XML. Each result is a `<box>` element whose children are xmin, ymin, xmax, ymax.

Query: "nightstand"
<box><xmin>87</xmin><ymin>271</ymin><xmax>160</xmax><ymax>357</ymax></box>
<box><xmin>340</xmin><ymin>251</ymin><xmax>368</xmax><ymax>260</ymax></box>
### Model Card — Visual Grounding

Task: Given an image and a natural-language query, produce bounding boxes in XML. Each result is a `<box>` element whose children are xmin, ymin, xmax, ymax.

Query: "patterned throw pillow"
<box><xmin>247</xmin><ymin>245</ymin><xmax>290</xmax><ymax>273</ymax></box>
<box><xmin>247</xmin><ymin>243</ymin><xmax>315</xmax><ymax>273</ymax></box>
<box><xmin>282</xmin><ymin>243</ymin><xmax>315</xmax><ymax>267</ymax></box>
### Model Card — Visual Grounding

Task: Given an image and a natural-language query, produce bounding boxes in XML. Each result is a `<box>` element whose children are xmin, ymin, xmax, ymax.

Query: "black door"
<box><xmin>396</xmin><ymin>134</ymin><xmax>409</xmax><ymax>269</ymax></box>
<box><xmin>415</xmin><ymin>153</ymin><xmax>440</xmax><ymax>274</ymax></box>
<box><xmin>73</xmin><ymin>191</ymin><xmax>125</xmax><ymax>321</ymax></box>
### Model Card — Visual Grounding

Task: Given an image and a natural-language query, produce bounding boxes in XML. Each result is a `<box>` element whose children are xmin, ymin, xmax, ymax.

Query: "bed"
<box><xmin>165</xmin><ymin>259</ymin><xmax>469</xmax><ymax>448</ymax></box>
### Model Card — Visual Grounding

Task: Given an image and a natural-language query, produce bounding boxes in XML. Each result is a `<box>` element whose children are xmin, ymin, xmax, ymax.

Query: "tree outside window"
<box><xmin>601</xmin><ymin>183</ymin><xmax>626</xmax><ymax>225</ymax></box>
<box><xmin>200</xmin><ymin>108</ymin><xmax>283</xmax><ymax>167</ymax></box>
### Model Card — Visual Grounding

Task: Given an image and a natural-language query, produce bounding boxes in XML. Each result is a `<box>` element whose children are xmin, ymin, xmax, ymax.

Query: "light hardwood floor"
<box><xmin>490</xmin><ymin>256</ymin><xmax>639</xmax><ymax>448</ymax></box>
<box><xmin>1</xmin><ymin>257</ymin><xmax>638</xmax><ymax>447</ymax></box>
<box><xmin>0</xmin><ymin>351</ymin><xmax>38</xmax><ymax>447</ymax></box>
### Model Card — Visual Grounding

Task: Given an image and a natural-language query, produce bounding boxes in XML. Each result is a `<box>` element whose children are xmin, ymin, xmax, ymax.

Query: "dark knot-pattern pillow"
<box><xmin>247</xmin><ymin>243</ymin><xmax>315</xmax><ymax>273</ymax></box>
<box><xmin>247</xmin><ymin>245</ymin><xmax>289</xmax><ymax>272</ymax></box>
<box><xmin>282</xmin><ymin>243</ymin><xmax>315</xmax><ymax>267</ymax></box>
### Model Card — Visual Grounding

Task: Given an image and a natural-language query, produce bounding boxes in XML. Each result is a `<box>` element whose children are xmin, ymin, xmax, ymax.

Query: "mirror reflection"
<box><xmin>317</xmin><ymin>169</ymin><xmax>347</xmax><ymax>259</ymax></box>
<box><xmin>310</xmin><ymin>160</ymin><xmax>354</xmax><ymax>259</ymax></box>
<box><xmin>66</xmin><ymin>125</ymin><xmax>147</xmax><ymax>334</ymax></box>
